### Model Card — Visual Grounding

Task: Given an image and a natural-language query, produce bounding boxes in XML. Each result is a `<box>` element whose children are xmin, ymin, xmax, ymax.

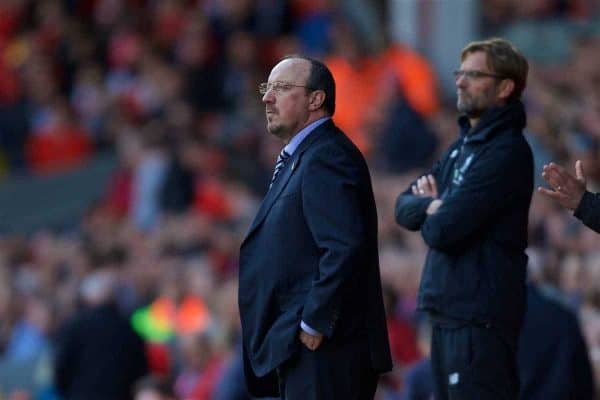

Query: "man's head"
<box><xmin>260</xmin><ymin>56</ymin><xmax>335</xmax><ymax>142</ymax></box>
<box><xmin>455</xmin><ymin>38</ymin><xmax>528</xmax><ymax>121</ymax></box>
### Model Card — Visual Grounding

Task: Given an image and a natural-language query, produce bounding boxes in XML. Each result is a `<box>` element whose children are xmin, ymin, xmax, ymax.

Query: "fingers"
<box><xmin>542</xmin><ymin>162</ymin><xmax>573</xmax><ymax>190</ymax></box>
<box><xmin>416</xmin><ymin>176</ymin><xmax>427</xmax><ymax>195</ymax></box>
<box><xmin>415</xmin><ymin>175</ymin><xmax>437</xmax><ymax>197</ymax></box>
<box><xmin>576</xmin><ymin>160</ymin><xmax>586</xmax><ymax>184</ymax></box>
<box><xmin>427</xmin><ymin>174</ymin><xmax>438</xmax><ymax>197</ymax></box>
<box><xmin>538</xmin><ymin>185</ymin><xmax>581</xmax><ymax>210</ymax></box>
<box><xmin>299</xmin><ymin>331</ymin><xmax>323</xmax><ymax>351</ymax></box>
<box><xmin>548</xmin><ymin>162</ymin><xmax>574</xmax><ymax>183</ymax></box>
<box><xmin>537</xmin><ymin>186</ymin><xmax>562</xmax><ymax>199</ymax></box>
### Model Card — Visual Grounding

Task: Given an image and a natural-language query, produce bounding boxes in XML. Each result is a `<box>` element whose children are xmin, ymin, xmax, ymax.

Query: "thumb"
<box><xmin>576</xmin><ymin>160</ymin><xmax>586</xmax><ymax>184</ymax></box>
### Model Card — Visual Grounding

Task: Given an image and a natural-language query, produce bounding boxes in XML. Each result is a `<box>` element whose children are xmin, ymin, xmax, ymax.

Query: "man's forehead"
<box><xmin>269</xmin><ymin>58</ymin><xmax>310</xmax><ymax>81</ymax></box>
<box><xmin>462</xmin><ymin>51</ymin><xmax>487</xmax><ymax>67</ymax></box>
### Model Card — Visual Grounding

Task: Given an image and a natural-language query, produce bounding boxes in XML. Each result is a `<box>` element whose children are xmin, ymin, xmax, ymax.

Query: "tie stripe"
<box><xmin>269</xmin><ymin>149</ymin><xmax>291</xmax><ymax>188</ymax></box>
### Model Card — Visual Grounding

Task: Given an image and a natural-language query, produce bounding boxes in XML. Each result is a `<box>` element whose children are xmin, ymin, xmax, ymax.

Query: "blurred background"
<box><xmin>1</xmin><ymin>0</ymin><xmax>600</xmax><ymax>399</ymax></box>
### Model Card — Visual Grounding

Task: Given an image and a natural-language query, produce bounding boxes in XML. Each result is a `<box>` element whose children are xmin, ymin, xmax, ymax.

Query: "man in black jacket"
<box><xmin>54</xmin><ymin>270</ymin><xmax>148</xmax><ymax>400</ymax></box>
<box><xmin>395</xmin><ymin>38</ymin><xmax>533</xmax><ymax>399</ymax></box>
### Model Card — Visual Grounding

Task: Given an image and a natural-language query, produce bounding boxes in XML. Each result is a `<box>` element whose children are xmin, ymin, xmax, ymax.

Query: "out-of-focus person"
<box><xmin>134</xmin><ymin>375</ymin><xmax>177</xmax><ymax>400</ymax></box>
<box><xmin>54</xmin><ymin>269</ymin><xmax>148</xmax><ymax>400</ymax></box>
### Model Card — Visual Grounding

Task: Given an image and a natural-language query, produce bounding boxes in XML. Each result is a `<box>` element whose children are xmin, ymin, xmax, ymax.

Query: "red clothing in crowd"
<box><xmin>387</xmin><ymin>315</ymin><xmax>421</xmax><ymax>366</ymax></box>
<box><xmin>26</xmin><ymin>125</ymin><xmax>93</xmax><ymax>174</ymax></box>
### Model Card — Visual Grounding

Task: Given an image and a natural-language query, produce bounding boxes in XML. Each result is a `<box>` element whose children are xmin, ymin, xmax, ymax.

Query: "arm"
<box><xmin>421</xmin><ymin>142</ymin><xmax>531</xmax><ymax>252</ymax></box>
<box><xmin>574</xmin><ymin>191</ymin><xmax>600</xmax><ymax>234</ymax></box>
<box><xmin>300</xmin><ymin>146</ymin><xmax>367</xmax><ymax>339</ymax></box>
<box><xmin>395</xmin><ymin>160</ymin><xmax>443</xmax><ymax>230</ymax></box>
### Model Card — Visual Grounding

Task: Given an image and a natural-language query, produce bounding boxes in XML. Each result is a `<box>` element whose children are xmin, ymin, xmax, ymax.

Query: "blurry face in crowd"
<box><xmin>135</xmin><ymin>390</ymin><xmax>164</xmax><ymax>400</ymax></box>
<box><xmin>455</xmin><ymin>51</ymin><xmax>506</xmax><ymax>121</ymax></box>
<box><xmin>262</xmin><ymin>58</ymin><xmax>312</xmax><ymax>143</ymax></box>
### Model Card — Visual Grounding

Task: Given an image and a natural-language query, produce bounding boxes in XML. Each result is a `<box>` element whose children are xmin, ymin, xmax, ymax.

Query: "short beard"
<box><xmin>457</xmin><ymin>100</ymin><xmax>484</xmax><ymax>119</ymax></box>
<box><xmin>457</xmin><ymin>86</ymin><xmax>497</xmax><ymax>119</ymax></box>
<box><xmin>267</xmin><ymin>122</ymin><xmax>288</xmax><ymax>140</ymax></box>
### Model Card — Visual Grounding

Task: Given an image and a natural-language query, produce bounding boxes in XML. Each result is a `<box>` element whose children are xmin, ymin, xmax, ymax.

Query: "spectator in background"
<box><xmin>54</xmin><ymin>269</ymin><xmax>148</xmax><ymax>400</ymax></box>
<box><xmin>518</xmin><ymin>283</ymin><xmax>596</xmax><ymax>399</ymax></box>
<box><xmin>25</xmin><ymin>98</ymin><xmax>93</xmax><ymax>174</ymax></box>
<box><xmin>400</xmin><ymin>320</ymin><xmax>434</xmax><ymax>400</ymax></box>
<box><xmin>134</xmin><ymin>375</ymin><xmax>178</xmax><ymax>400</ymax></box>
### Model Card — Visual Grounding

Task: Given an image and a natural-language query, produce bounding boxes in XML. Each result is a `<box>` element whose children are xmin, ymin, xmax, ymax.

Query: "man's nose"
<box><xmin>262</xmin><ymin>90</ymin><xmax>274</xmax><ymax>103</ymax></box>
<box><xmin>456</xmin><ymin>75</ymin><xmax>468</xmax><ymax>88</ymax></box>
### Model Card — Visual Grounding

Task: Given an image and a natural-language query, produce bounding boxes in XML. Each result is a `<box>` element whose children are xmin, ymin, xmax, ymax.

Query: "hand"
<box><xmin>412</xmin><ymin>174</ymin><xmax>438</xmax><ymax>198</ymax></box>
<box><xmin>426</xmin><ymin>199</ymin><xmax>443</xmax><ymax>215</ymax></box>
<box><xmin>538</xmin><ymin>160</ymin><xmax>587</xmax><ymax>211</ymax></box>
<box><xmin>299</xmin><ymin>330</ymin><xmax>323</xmax><ymax>351</ymax></box>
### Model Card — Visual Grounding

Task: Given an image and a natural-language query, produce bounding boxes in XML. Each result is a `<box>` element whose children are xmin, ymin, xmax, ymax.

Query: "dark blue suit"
<box><xmin>238</xmin><ymin>120</ymin><xmax>392</xmax><ymax>398</ymax></box>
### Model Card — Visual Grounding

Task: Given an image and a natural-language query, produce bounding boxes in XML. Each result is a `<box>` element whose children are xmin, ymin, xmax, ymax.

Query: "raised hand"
<box><xmin>538</xmin><ymin>160</ymin><xmax>587</xmax><ymax>211</ymax></box>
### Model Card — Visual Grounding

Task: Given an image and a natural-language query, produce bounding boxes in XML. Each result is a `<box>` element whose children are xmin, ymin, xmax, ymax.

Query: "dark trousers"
<box><xmin>276</xmin><ymin>337</ymin><xmax>378</xmax><ymax>400</ymax></box>
<box><xmin>431</xmin><ymin>324</ymin><xmax>519</xmax><ymax>400</ymax></box>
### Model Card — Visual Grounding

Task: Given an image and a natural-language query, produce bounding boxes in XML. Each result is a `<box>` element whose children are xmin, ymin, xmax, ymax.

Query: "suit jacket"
<box><xmin>238</xmin><ymin>120</ymin><xmax>392</xmax><ymax>396</ymax></box>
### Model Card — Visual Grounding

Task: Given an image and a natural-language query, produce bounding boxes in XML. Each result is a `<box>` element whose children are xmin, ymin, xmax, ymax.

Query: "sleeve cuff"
<box><xmin>574</xmin><ymin>191</ymin><xmax>593</xmax><ymax>219</ymax></box>
<box><xmin>300</xmin><ymin>320</ymin><xmax>322</xmax><ymax>336</ymax></box>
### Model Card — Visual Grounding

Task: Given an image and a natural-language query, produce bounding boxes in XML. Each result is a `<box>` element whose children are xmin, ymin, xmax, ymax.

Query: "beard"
<box><xmin>457</xmin><ymin>86</ymin><xmax>497</xmax><ymax>118</ymax></box>
<box><xmin>266</xmin><ymin>118</ymin><xmax>285</xmax><ymax>138</ymax></box>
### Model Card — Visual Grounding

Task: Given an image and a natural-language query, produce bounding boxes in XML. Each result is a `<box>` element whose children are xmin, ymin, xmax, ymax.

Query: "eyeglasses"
<box><xmin>258</xmin><ymin>81</ymin><xmax>313</xmax><ymax>95</ymax></box>
<box><xmin>453</xmin><ymin>70</ymin><xmax>504</xmax><ymax>81</ymax></box>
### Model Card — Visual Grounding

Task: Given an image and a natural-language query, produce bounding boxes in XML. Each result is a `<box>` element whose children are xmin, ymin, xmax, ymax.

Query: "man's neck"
<box><xmin>283</xmin><ymin>113</ymin><xmax>329</xmax><ymax>144</ymax></box>
<box><xmin>468</xmin><ymin>117</ymin><xmax>480</xmax><ymax>129</ymax></box>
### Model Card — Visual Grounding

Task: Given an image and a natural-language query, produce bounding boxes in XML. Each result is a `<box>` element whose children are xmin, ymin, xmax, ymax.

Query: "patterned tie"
<box><xmin>269</xmin><ymin>149</ymin><xmax>291</xmax><ymax>189</ymax></box>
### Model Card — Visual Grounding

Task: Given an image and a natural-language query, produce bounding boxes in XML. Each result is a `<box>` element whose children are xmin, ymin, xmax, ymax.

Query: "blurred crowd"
<box><xmin>1</xmin><ymin>0</ymin><xmax>600</xmax><ymax>399</ymax></box>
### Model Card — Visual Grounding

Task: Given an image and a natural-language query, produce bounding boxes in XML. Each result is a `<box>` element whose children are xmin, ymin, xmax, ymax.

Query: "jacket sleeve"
<box><xmin>421</xmin><ymin>142</ymin><xmax>531</xmax><ymax>252</ymax></box>
<box><xmin>574</xmin><ymin>191</ymin><xmax>600</xmax><ymax>233</ymax></box>
<box><xmin>395</xmin><ymin>190</ymin><xmax>434</xmax><ymax>231</ymax></box>
<box><xmin>300</xmin><ymin>146</ymin><xmax>367</xmax><ymax>338</ymax></box>
<box><xmin>395</xmin><ymin>160</ymin><xmax>442</xmax><ymax>231</ymax></box>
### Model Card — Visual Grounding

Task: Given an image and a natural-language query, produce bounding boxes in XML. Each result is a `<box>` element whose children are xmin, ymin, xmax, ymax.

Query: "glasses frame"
<box><xmin>453</xmin><ymin>69</ymin><xmax>505</xmax><ymax>81</ymax></box>
<box><xmin>259</xmin><ymin>81</ymin><xmax>314</xmax><ymax>95</ymax></box>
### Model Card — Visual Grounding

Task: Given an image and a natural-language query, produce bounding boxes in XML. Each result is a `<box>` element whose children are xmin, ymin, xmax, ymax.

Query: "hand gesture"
<box><xmin>538</xmin><ymin>160</ymin><xmax>587</xmax><ymax>211</ymax></box>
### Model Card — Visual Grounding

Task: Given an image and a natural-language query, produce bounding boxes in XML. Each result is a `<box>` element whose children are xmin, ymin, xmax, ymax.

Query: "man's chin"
<box><xmin>267</xmin><ymin>124</ymin><xmax>285</xmax><ymax>138</ymax></box>
<box><xmin>457</xmin><ymin>104</ymin><xmax>482</xmax><ymax>118</ymax></box>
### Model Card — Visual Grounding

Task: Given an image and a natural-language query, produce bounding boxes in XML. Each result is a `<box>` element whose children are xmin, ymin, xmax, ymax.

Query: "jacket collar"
<box><xmin>458</xmin><ymin>101</ymin><xmax>526</xmax><ymax>143</ymax></box>
<box><xmin>241</xmin><ymin>119</ymin><xmax>335</xmax><ymax>244</ymax></box>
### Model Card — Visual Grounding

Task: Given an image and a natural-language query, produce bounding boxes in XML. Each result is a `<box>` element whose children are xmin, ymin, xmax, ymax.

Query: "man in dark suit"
<box><xmin>238</xmin><ymin>56</ymin><xmax>392</xmax><ymax>400</ymax></box>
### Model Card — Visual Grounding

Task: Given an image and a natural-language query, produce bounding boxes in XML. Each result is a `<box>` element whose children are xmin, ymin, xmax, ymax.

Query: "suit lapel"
<box><xmin>242</xmin><ymin>120</ymin><xmax>334</xmax><ymax>244</ymax></box>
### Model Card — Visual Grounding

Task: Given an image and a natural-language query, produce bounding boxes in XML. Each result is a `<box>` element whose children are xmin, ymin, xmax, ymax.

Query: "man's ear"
<box><xmin>497</xmin><ymin>79</ymin><xmax>515</xmax><ymax>101</ymax></box>
<box><xmin>308</xmin><ymin>90</ymin><xmax>326</xmax><ymax>111</ymax></box>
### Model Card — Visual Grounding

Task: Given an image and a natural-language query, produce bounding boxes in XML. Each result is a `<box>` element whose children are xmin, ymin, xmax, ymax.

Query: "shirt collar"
<box><xmin>284</xmin><ymin>117</ymin><xmax>330</xmax><ymax>155</ymax></box>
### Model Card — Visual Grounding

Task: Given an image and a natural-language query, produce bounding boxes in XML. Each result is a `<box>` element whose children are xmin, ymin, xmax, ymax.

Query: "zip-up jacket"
<box><xmin>395</xmin><ymin>101</ymin><xmax>534</xmax><ymax>343</ymax></box>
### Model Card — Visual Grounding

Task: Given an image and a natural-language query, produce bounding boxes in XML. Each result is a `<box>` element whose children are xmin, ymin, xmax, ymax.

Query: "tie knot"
<box><xmin>278</xmin><ymin>149</ymin><xmax>290</xmax><ymax>162</ymax></box>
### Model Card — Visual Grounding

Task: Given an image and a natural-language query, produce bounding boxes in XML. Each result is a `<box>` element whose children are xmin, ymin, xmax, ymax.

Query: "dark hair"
<box><xmin>281</xmin><ymin>55</ymin><xmax>336</xmax><ymax>116</ymax></box>
<box><xmin>461</xmin><ymin>38</ymin><xmax>528</xmax><ymax>103</ymax></box>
